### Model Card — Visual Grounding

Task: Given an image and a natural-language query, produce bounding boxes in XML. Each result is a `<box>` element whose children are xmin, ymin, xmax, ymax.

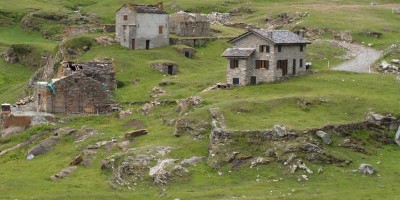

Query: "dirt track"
<box><xmin>331</xmin><ymin>40</ymin><xmax>382</xmax><ymax>73</ymax></box>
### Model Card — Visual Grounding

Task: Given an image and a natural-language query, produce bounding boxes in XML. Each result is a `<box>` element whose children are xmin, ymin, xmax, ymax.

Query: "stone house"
<box><xmin>35</xmin><ymin>62</ymin><xmax>116</xmax><ymax>114</ymax></box>
<box><xmin>169</xmin><ymin>11</ymin><xmax>210</xmax><ymax>37</ymax></box>
<box><xmin>115</xmin><ymin>2</ymin><xmax>169</xmax><ymax>50</ymax></box>
<box><xmin>221</xmin><ymin>29</ymin><xmax>310</xmax><ymax>86</ymax></box>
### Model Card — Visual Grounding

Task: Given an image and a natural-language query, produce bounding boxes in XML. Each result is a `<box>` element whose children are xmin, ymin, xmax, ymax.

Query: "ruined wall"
<box><xmin>64</xmin><ymin>24</ymin><xmax>115</xmax><ymax>37</ymax></box>
<box><xmin>169</xmin><ymin>12</ymin><xmax>210</xmax><ymax>37</ymax></box>
<box><xmin>41</xmin><ymin>74</ymin><xmax>114</xmax><ymax>114</ymax></box>
<box><xmin>150</xmin><ymin>63</ymin><xmax>179</xmax><ymax>75</ymax></box>
<box><xmin>169</xmin><ymin>38</ymin><xmax>213</xmax><ymax>47</ymax></box>
<box><xmin>58</xmin><ymin>62</ymin><xmax>117</xmax><ymax>90</ymax></box>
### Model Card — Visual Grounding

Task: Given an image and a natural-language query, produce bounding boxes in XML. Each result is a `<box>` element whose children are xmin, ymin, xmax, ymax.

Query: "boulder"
<box><xmin>50</xmin><ymin>166</ymin><xmax>78</xmax><ymax>180</ymax></box>
<box><xmin>316</xmin><ymin>130</ymin><xmax>332</xmax><ymax>144</ymax></box>
<box><xmin>395</xmin><ymin>126</ymin><xmax>400</xmax><ymax>146</ymax></box>
<box><xmin>357</xmin><ymin>163</ymin><xmax>376</xmax><ymax>175</ymax></box>
<box><xmin>119</xmin><ymin>109</ymin><xmax>133</xmax><ymax>119</ymax></box>
<box><xmin>250</xmin><ymin>157</ymin><xmax>271</xmax><ymax>168</ymax></box>
<box><xmin>0</xmin><ymin>126</ymin><xmax>25</xmax><ymax>138</ymax></box>
<box><xmin>180</xmin><ymin>156</ymin><xmax>205</xmax><ymax>166</ymax></box>
<box><xmin>392</xmin><ymin>59</ymin><xmax>400</xmax><ymax>64</ymax></box>
<box><xmin>125</xmin><ymin>129</ymin><xmax>148</xmax><ymax>138</ymax></box>
<box><xmin>141</xmin><ymin>103</ymin><xmax>153</xmax><ymax>115</ymax></box>
<box><xmin>82</xmin><ymin>45</ymin><xmax>90</xmax><ymax>51</ymax></box>
<box><xmin>149</xmin><ymin>159</ymin><xmax>189</xmax><ymax>185</ymax></box>
<box><xmin>273</xmin><ymin>124</ymin><xmax>287</xmax><ymax>137</ymax></box>
<box><xmin>70</xmin><ymin>155</ymin><xmax>83</xmax><ymax>166</ymax></box>
<box><xmin>27</xmin><ymin>136</ymin><xmax>59</xmax><ymax>158</ymax></box>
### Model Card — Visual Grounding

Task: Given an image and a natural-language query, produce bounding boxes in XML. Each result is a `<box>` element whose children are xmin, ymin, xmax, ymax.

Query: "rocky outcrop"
<box><xmin>50</xmin><ymin>166</ymin><xmax>78</xmax><ymax>180</ymax></box>
<box><xmin>176</xmin><ymin>96</ymin><xmax>202</xmax><ymax>113</ymax></box>
<box><xmin>356</xmin><ymin>163</ymin><xmax>376</xmax><ymax>175</ymax></box>
<box><xmin>27</xmin><ymin>136</ymin><xmax>59</xmax><ymax>159</ymax></box>
<box><xmin>316</xmin><ymin>130</ymin><xmax>332</xmax><ymax>144</ymax></box>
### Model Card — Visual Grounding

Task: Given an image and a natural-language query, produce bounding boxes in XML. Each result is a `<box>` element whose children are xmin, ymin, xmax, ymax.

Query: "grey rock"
<box><xmin>395</xmin><ymin>125</ymin><xmax>400</xmax><ymax>146</ymax></box>
<box><xmin>82</xmin><ymin>45</ymin><xmax>90</xmax><ymax>51</ymax></box>
<box><xmin>27</xmin><ymin>136</ymin><xmax>59</xmax><ymax>157</ymax></box>
<box><xmin>149</xmin><ymin>159</ymin><xmax>189</xmax><ymax>185</ymax></box>
<box><xmin>1</xmin><ymin>126</ymin><xmax>25</xmax><ymax>138</ymax></box>
<box><xmin>50</xmin><ymin>166</ymin><xmax>78</xmax><ymax>180</ymax></box>
<box><xmin>180</xmin><ymin>156</ymin><xmax>205</xmax><ymax>166</ymax></box>
<box><xmin>273</xmin><ymin>124</ymin><xmax>286</xmax><ymax>137</ymax></box>
<box><xmin>26</xmin><ymin>154</ymin><xmax>35</xmax><ymax>160</ymax></box>
<box><xmin>357</xmin><ymin>163</ymin><xmax>376</xmax><ymax>175</ymax></box>
<box><xmin>316</xmin><ymin>130</ymin><xmax>332</xmax><ymax>144</ymax></box>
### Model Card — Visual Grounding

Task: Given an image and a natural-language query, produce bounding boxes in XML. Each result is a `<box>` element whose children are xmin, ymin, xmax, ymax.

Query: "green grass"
<box><xmin>1</xmin><ymin>0</ymin><xmax>400</xmax><ymax>199</ymax></box>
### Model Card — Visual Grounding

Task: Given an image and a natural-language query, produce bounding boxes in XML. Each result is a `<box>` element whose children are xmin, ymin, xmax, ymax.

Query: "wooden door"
<box><xmin>146</xmin><ymin>40</ymin><xmax>150</xmax><ymax>50</ymax></box>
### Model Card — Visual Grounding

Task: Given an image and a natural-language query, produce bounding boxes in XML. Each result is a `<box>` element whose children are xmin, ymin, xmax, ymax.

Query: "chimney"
<box><xmin>299</xmin><ymin>30</ymin><xmax>304</xmax><ymax>39</ymax></box>
<box><xmin>157</xmin><ymin>1</ymin><xmax>164</xmax><ymax>10</ymax></box>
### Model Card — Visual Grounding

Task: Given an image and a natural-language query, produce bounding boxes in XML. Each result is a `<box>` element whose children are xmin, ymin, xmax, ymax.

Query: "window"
<box><xmin>300</xmin><ymin>59</ymin><xmax>303</xmax><ymax>68</ymax></box>
<box><xmin>159</xmin><ymin>26</ymin><xmax>163</xmax><ymax>34</ymax></box>
<box><xmin>256</xmin><ymin>60</ymin><xmax>269</xmax><ymax>70</ymax></box>
<box><xmin>233</xmin><ymin>78</ymin><xmax>240</xmax><ymax>85</ymax></box>
<box><xmin>278</xmin><ymin>45</ymin><xmax>282</xmax><ymax>52</ymax></box>
<box><xmin>230</xmin><ymin>59</ymin><xmax>239</xmax><ymax>69</ymax></box>
<box><xmin>259</xmin><ymin>45</ymin><xmax>270</xmax><ymax>53</ymax></box>
<box><xmin>123</xmin><ymin>15</ymin><xmax>128</xmax><ymax>21</ymax></box>
<box><xmin>300</xmin><ymin>45</ymin><xmax>304</xmax><ymax>52</ymax></box>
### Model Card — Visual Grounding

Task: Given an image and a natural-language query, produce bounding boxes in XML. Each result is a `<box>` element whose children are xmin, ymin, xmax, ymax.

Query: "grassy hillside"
<box><xmin>1</xmin><ymin>0</ymin><xmax>400</xmax><ymax>199</ymax></box>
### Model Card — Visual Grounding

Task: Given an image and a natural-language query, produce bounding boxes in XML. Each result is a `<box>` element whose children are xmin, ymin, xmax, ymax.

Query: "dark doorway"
<box><xmin>233</xmin><ymin>78</ymin><xmax>239</xmax><ymax>85</ymax></box>
<box><xmin>146</xmin><ymin>40</ymin><xmax>150</xmax><ymax>50</ymax></box>
<box><xmin>131</xmin><ymin>39</ymin><xmax>135</xmax><ymax>50</ymax></box>
<box><xmin>277</xmin><ymin>60</ymin><xmax>288</xmax><ymax>76</ymax></box>
<box><xmin>184</xmin><ymin>50</ymin><xmax>190</xmax><ymax>58</ymax></box>
<box><xmin>251</xmin><ymin>76</ymin><xmax>256</xmax><ymax>85</ymax></box>
<box><xmin>167</xmin><ymin>65</ymin><xmax>173</xmax><ymax>75</ymax></box>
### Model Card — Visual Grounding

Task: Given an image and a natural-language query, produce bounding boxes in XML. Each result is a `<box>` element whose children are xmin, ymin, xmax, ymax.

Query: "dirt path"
<box><xmin>331</xmin><ymin>40</ymin><xmax>382</xmax><ymax>73</ymax></box>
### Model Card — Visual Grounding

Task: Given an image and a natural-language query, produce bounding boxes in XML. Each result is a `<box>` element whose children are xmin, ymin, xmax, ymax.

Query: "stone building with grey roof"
<box><xmin>115</xmin><ymin>2</ymin><xmax>169</xmax><ymax>50</ymax></box>
<box><xmin>221</xmin><ymin>29</ymin><xmax>310</xmax><ymax>86</ymax></box>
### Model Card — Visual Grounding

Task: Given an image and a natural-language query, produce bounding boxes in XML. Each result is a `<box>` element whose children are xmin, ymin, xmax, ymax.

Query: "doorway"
<box><xmin>167</xmin><ymin>65</ymin><xmax>173</xmax><ymax>75</ymax></box>
<box><xmin>146</xmin><ymin>40</ymin><xmax>150</xmax><ymax>50</ymax></box>
<box><xmin>251</xmin><ymin>76</ymin><xmax>256</xmax><ymax>85</ymax></box>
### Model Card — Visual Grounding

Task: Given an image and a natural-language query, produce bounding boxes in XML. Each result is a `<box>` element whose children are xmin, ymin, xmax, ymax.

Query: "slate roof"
<box><xmin>221</xmin><ymin>48</ymin><xmax>255</xmax><ymax>58</ymax></box>
<box><xmin>229</xmin><ymin>29</ymin><xmax>310</xmax><ymax>45</ymax></box>
<box><xmin>117</xmin><ymin>3</ymin><xmax>168</xmax><ymax>14</ymax></box>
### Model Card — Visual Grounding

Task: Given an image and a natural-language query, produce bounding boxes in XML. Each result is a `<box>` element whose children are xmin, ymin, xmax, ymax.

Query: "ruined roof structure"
<box><xmin>116</xmin><ymin>3</ymin><xmax>167</xmax><ymax>14</ymax></box>
<box><xmin>58</xmin><ymin>61</ymin><xmax>116</xmax><ymax>90</ymax></box>
<box><xmin>229</xmin><ymin>29</ymin><xmax>311</xmax><ymax>44</ymax></box>
<box><xmin>221</xmin><ymin>48</ymin><xmax>255</xmax><ymax>58</ymax></box>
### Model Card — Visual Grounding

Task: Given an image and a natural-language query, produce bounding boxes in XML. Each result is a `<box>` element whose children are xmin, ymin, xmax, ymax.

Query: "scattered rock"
<box><xmin>82</xmin><ymin>45</ymin><xmax>90</xmax><ymax>51</ymax></box>
<box><xmin>125</xmin><ymin>129</ymin><xmax>148</xmax><ymax>138</ymax></box>
<box><xmin>180</xmin><ymin>156</ymin><xmax>205</xmax><ymax>167</ymax></box>
<box><xmin>301</xmin><ymin>174</ymin><xmax>308</xmax><ymax>181</ymax></box>
<box><xmin>357</xmin><ymin>163</ymin><xmax>376</xmax><ymax>175</ymax></box>
<box><xmin>316</xmin><ymin>130</ymin><xmax>332</xmax><ymax>144</ymax></box>
<box><xmin>50</xmin><ymin>166</ymin><xmax>78</xmax><ymax>181</ymax></box>
<box><xmin>118</xmin><ymin>140</ymin><xmax>131</xmax><ymax>151</ymax></box>
<box><xmin>26</xmin><ymin>154</ymin><xmax>35</xmax><ymax>160</ymax></box>
<box><xmin>250</xmin><ymin>157</ymin><xmax>271</xmax><ymax>168</ymax></box>
<box><xmin>150</xmin><ymin>87</ymin><xmax>166</xmax><ymax>98</ymax></box>
<box><xmin>273</xmin><ymin>124</ymin><xmax>287</xmax><ymax>137</ymax></box>
<box><xmin>70</xmin><ymin>155</ymin><xmax>83</xmax><ymax>166</ymax></box>
<box><xmin>95</xmin><ymin>36</ymin><xmax>116</xmax><ymax>45</ymax></box>
<box><xmin>149</xmin><ymin>159</ymin><xmax>180</xmax><ymax>185</ymax></box>
<box><xmin>176</xmin><ymin>96</ymin><xmax>203</xmax><ymax>113</ymax></box>
<box><xmin>27</xmin><ymin>136</ymin><xmax>59</xmax><ymax>158</ymax></box>
<box><xmin>395</xmin><ymin>126</ymin><xmax>400</xmax><ymax>146</ymax></box>
<box><xmin>119</xmin><ymin>109</ymin><xmax>133</xmax><ymax>119</ymax></box>
<box><xmin>0</xmin><ymin>126</ymin><xmax>25</xmax><ymax>138</ymax></box>
<box><xmin>141</xmin><ymin>103</ymin><xmax>153</xmax><ymax>116</ymax></box>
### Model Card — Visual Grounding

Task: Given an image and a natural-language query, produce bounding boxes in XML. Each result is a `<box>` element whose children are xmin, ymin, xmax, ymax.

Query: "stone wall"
<box><xmin>150</xmin><ymin>61</ymin><xmax>179</xmax><ymax>75</ymax></box>
<box><xmin>169</xmin><ymin>38</ymin><xmax>213</xmax><ymax>47</ymax></box>
<box><xmin>169</xmin><ymin>12</ymin><xmax>210</xmax><ymax>37</ymax></box>
<box><xmin>226</xmin><ymin>33</ymin><xmax>307</xmax><ymax>85</ymax></box>
<box><xmin>64</xmin><ymin>24</ymin><xmax>115</xmax><ymax>37</ymax></box>
<box><xmin>39</xmin><ymin>74</ymin><xmax>114</xmax><ymax>114</ymax></box>
<box><xmin>58</xmin><ymin>61</ymin><xmax>117</xmax><ymax>90</ymax></box>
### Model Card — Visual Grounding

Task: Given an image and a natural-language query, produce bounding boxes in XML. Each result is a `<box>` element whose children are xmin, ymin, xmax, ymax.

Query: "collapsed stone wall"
<box><xmin>64</xmin><ymin>24</ymin><xmax>115</xmax><ymax>37</ymax></box>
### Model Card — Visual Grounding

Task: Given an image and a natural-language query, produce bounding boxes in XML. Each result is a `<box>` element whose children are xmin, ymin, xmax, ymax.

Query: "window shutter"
<box><xmin>259</xmin><ymin>45</ymin><xmax>263</xmax><ymax>52</ymax></box>
<box><xmin>159</xmin><ymin>26</ymin><xmax>163</xmax><ymax>34</ymax></box>
<box><xmin>266</xmin><ymin>46</ymin><xmax>270</xmax><ymax>53</ymax></box>
<box><xmin>230</xmin><ymin>59</ymin><xmax>235</xmax><ymax>69</ymax></box>
<box><xmin>266</xmin><ymin>60</ymin><xmax>269</xmax><ymax>69</ymax></box>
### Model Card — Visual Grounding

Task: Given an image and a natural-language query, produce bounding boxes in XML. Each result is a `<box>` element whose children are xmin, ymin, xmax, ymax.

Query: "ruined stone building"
<box><xmin>221</xmin><ymin>29</ymin><xmax>310</xmax><ymax>86</ymax></box>
<box><xmin>35</xmin><ymin>62</ymin><xmax>116</xmax><ymax>114</ymax></box>
<box><xmin>169</xmin><ymin>11</ymin><xmax>211</xmax><ymax>37</ymax></box>
<box><xmin>115</xmin><ymin>3</ymin><xmax>169</xmax><ymax>50</ymax></box>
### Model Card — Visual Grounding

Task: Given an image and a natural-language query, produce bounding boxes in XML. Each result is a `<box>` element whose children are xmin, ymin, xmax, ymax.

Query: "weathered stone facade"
<box><xmin>35</xmin><ymin>61</ymin><xmax>116</xmax><ymax>114</ymax></box>
<box><xmin>115</xmin><ymin>3</ymin><xmax>169</xmax><ymax>50</ymax></box>
<box><xmin>169</xmin><ymin>11</ymin><xmax>210</xmax><ymax>37</ymax></box>
<box><xmin>222</xmin><ymin>30</ymin><xmax>310</xmax><ymax>86</ymax></box>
